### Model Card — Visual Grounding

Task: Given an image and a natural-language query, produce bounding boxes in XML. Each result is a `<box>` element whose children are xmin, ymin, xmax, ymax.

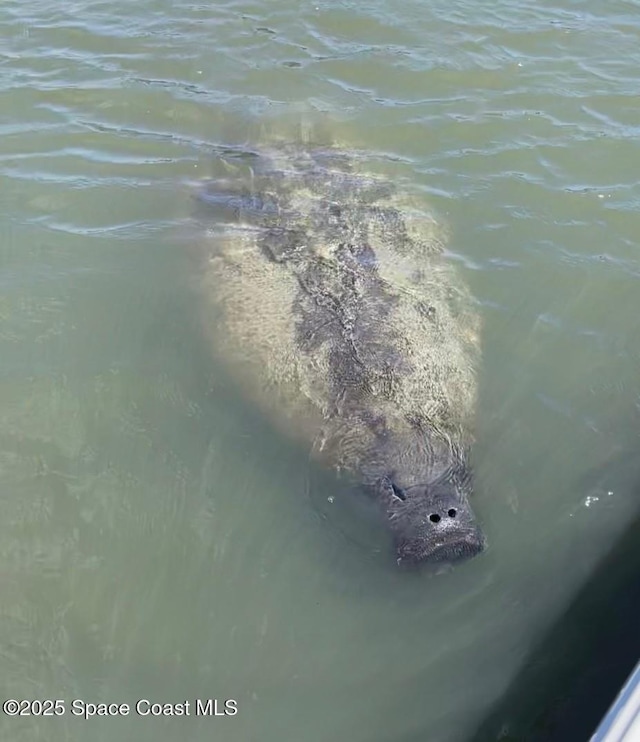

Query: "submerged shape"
<box><xmin>194</xmin><ymin>141</ymin><xmax>484</xmax><ymax>567</ymax></box>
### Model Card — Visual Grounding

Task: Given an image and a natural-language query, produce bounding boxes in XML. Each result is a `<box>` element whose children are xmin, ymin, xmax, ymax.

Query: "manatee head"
<box><xmin>378</xmin><ymin>474</ymin><xmax>485</xmax><ymax>567</ymax></box>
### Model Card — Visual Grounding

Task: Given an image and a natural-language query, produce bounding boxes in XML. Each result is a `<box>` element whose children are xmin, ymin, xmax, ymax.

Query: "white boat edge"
<box><xmin>591</xmin><ymin>661</ymin><xmax>640</xmax><ymax>741</ymax></box>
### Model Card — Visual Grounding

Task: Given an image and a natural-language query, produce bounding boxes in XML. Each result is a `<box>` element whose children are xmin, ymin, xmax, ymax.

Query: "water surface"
<box><xmin>1</xmin><ymin>1</ymin><xmax>640</xmax><ymax>740</ymax></box>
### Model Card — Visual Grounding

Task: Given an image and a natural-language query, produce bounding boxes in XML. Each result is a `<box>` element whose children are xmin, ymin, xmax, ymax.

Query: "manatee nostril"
<box><xmin>448</xmin><ymin>508</ymin><xmax>457</xmax><ymax>518</ymax></box>
<box><xmin>429</xmin><ymin>513</ymin><xmax>441</xmax><ymax>523</ymax></box>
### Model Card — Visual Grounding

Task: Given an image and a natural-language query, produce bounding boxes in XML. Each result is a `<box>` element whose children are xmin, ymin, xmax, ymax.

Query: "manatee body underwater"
<box><xmin>193</xmin><ymin>140</ymin><xmax>485</xmax><ymax>567</ymax></box>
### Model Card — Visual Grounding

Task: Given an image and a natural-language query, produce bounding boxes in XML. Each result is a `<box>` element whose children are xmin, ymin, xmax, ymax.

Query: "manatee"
<box><xmin>193</xmin><ymin>140</ymin><xmax>485</xmax><ymax>566</ymax></box>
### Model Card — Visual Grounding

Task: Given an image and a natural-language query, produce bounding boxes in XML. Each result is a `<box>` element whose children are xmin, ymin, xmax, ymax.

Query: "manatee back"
<box><xmin>195</xmin><ymin>144</ymin><xmax>480</xmax><ymax>476</ymax></box>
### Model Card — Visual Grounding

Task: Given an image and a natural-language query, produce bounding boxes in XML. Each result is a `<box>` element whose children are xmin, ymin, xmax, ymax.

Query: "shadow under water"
<box><xmin>471</xmin><ymin>496</ymin><xmax>640</xmax><ymax>742</ymax></box>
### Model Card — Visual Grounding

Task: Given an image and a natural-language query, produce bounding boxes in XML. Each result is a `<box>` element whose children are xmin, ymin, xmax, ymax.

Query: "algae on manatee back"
<box><xmin>194</xmin><ymin>137</ymin><xmax>484</xmax><ymax>567</ymax></box>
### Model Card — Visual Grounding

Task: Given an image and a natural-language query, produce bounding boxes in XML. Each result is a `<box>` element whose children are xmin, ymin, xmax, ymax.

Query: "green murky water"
<box><xmin>1</xmin><ymin>1</ymin><xmax>639</xmax><ymax>740</ymax></box>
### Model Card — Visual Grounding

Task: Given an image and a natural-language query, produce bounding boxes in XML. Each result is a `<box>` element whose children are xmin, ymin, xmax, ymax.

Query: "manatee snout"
<box><xmin>382</xmin><ymin>478</ymin><xmax>485</xmax><ymax>567</ymax></box>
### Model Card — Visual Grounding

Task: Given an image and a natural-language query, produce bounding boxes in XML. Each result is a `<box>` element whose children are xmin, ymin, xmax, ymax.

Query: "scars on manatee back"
<box><xmin>194</xmin><ymin>141</ymin><xmax>485</xmax><ymax>567</ymax></box>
